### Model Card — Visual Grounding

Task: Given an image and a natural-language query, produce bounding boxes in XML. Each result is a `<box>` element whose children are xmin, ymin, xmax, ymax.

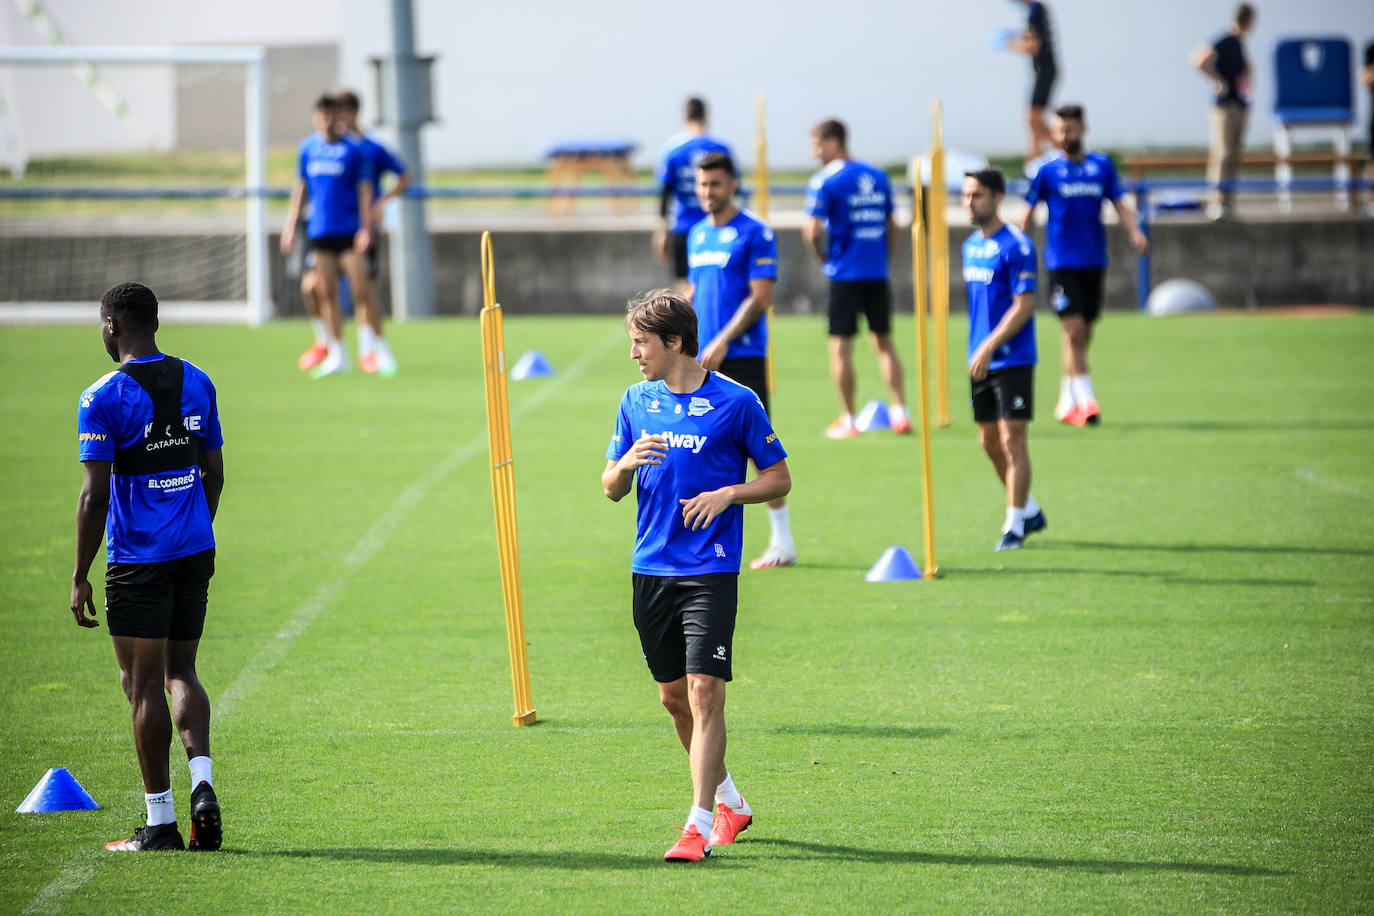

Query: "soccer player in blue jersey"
<box><xmin>337</xmin><ymin>90</ymin><xmax>404</xmax><ymax>376</ymax></box>
<box><xmin>603</xmin><ymin>290</ymin><xmax>791</xmax><ymax>862</ymax></box>
<box><xmin>281</xmin><ymin>94</ymin><xmax>374</xmax><ymax>378</ymax></box>
<box><xmin>803</xmin><ymin>118</ymin><xmax>909</xmax><ymax>438</ymax></box>
<box><xmin>1022</xmin><ymin>104</ymin><xmax>1148</xmax><ymax>427</ymax></box>
<box><xmin>687</xmin><ymin>151</ymin><xmax>797</xmax><ymax>569</ymax></box>
<box><xmin>71</xmin><ymin>282</ymin><xmax>225</xmax><ymax>852</ymax></box>
<box><xmin>961</xmin><ymin>169</ymin><xmax>1048</xmax><ymax>551</ymax></box>
<box><xmin>654</xmin><ymin>97</ymin><xmax>733</xmax><ymax>293</ymax></box>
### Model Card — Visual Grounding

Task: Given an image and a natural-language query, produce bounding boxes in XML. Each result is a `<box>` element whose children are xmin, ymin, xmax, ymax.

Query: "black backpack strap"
<box><xmin>113</xmin><ymin>356</ymin><xmax>202</xmax><ymax>475</ymax></box>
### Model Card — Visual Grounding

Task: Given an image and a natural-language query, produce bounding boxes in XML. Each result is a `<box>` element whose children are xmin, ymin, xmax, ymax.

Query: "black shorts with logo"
<box><xmin>828</xmin><ymin>279</ymin><xmax>893</xmax><ymax>337</ymax></box>
<box><xmin>105</xmin><ymin>548</ymin><xmax>215</xmax><ymax>640</ymax></box>
<box><xmin>670</xmin><ymin>232</ymin><xmax>690</xmax><ymax>280</ymax></box>
<box><xmin>309</xmin><ymin>234</ymin><xmax>355</xmax><ymax>254</ymax></box>
<box><xmin>632</xmin><ymin>573</ymin><xmax>737</xmax><ymax>682</ymax></box>
<box><xmin>971</xmin><ymin>365</ymin><xmax>1035</xmax><ymax>423</ymax></box>
<box><xmin>717</xmin><ymin>357</ymin><xmax>770</xmax><ymax>417</ymax></box>
<box><xmin>1031</xmin><ymin>63</ymin><xmax>1057</xmax><ymax>108</ymax></box>
<box><xmin>1049</xmin><ymin>267</ymin><xmax>1105</xmax><ymax>323</ymax></box>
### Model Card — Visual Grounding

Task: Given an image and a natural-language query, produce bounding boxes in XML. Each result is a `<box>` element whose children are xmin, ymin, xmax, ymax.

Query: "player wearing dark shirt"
<box><xmin>960</xmin><ymin>170</ymin><xmax>1047</xmax><ymax>552</ymax></box>
<box><xmin>1022</xmin><ymin>105</ymin><xmax>1148</xmax><ymax>427</ymax></box>
<box><xmin>1193</xmin><ymin>4</ymin><xmax>1256</xmax><ymax>220</ymax></box>
<box><xmin>72</xmin><ymin>282</ymin><xmax>225</xmax><ymax>852</ymax></box>
<box><xmin>603</xmin><ymin>291</ymin><xmax>790</xmax><ymax>862</ymax></box>
<box><xmin>1008</xmin><ymin>0</ymin><xmax>1058</xmax><ymax>161</ymax></box>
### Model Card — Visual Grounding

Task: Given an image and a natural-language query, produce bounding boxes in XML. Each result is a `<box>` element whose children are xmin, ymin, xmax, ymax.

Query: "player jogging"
<box><xmin>1021</xmin><ymin>104</ymin><xmax>1148</xmax><ymax>426</ymax></box>
<box><xmin>961</xmin><ymin>169</ymin><xmax>1048</xmax><ymax>551</ymax></box>
<box><xmin>335</xmin><ymin>89</ymin><xmax>404</xmax><ymax>376</ymax></box>
<box><xmin>71</xmin><ymin>282</ymin><xmax>225</xmax><ymax>851</ymax></box>
<box><xmin>602</xmin><ymin>290</ymin><xmax>791</xmax><ymax>862</ymax></box>
<box><xmin>281</xmin><ymin>94</ymin><xmax>374</xmax><ymax>379</ymax></box>
<box><xmin>687</xmin><ymin>150</ymin><xmax>797</xmax><ymax>569</ymax></box>
<box><xmin>802</xmin><ymin>118</ymin><xmax>910</xmax><ymax>438</ymax></box>
<box><xmin>654</xmin><ymin>97</ymin><xmax>733</xmax><ymax>294</ymax></box>
<box><xmin>1006</xmin><ymin>0</ymin><xmax>1058</xmax><ymax>162</ymax></box>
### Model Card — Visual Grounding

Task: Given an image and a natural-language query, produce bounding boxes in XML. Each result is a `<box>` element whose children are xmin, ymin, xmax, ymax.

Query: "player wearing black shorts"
<box><xmin>73</xmin><ymin>283</ymin><xmax>226</xmax><ymax>852</ymax></box>
<box><xmin>1008</xmin><ymin>1</ymin><xmax>1058</xmax><ymax>161</ymax></box>
<box><xmin>604</xmin><ymin>292</ymin><xmax>790</xmax><ymax>862</ymax></box>
<box><xmin>961</xmin><ymin>169</ymin><xmax>1048</xmax><ymax>552</ymax></box>
<box><xmin>804</xmin><ymin>119</ymin><xmax>910</xmax><ymax>438</ymax></box>
<box><xmin>654</xmin><ymin>98</ymin><xmax>733</xmax><ymax>295</ymax></box>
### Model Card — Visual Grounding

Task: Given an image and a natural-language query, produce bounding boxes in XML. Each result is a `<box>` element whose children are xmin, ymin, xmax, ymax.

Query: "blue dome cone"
<box><xmin>855</xmin><ymin>400</ymin><xmax>891</xmax><ymax>432</ymax></box>
<box><xmin>865</xmin><ymin>545</ymin><xmax>923</xmax><ymax>582</ymax></box>
<box><xmin>17</xmin><ymin>767</ymin><xmax>100</xmax><ymax>813</ymax></box>
<box><xmin>510</xmin><ymin>350</ymin><xmax>555</xmax><ymax>380</ymax></box>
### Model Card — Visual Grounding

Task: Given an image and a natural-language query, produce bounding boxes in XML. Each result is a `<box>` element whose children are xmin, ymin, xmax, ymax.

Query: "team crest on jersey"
<box><xmin>81</xmin><ymin>394</ymin><xmax>93</xmax><ymax>408</ymax></box>
<box><xmin>648</xmin><ymin>399</ymin><xmax>661</xmax><ymax>413</ymax></box>
<box><xmin>717</xmin><ymin>227</ymin><xmax>738</xmax><ymax>243</ymax></box>
<box><xmin>858</xmin><ymin>172</ymin><xmax>875</xmax><ymax>195</ymax></box>
<box><xmin>687</xmin><ymin>397</ymin><xmax>714</xmax><ymax>417</ymax></box>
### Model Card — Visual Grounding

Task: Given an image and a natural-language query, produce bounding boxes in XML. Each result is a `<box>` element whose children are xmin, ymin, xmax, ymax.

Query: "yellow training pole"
<box><xmin>755</xmin><ymin>92</ymin><xmax>776</xmax><ymax>397</ymax></box>
<box><xmin>910</xmin><ymin>168</ymin><xmax>940</xmax><ymax>579</ymax></box>
<box><xmin>929</xmin><ymin>100</ymin><xmax>951</xmax><ymax>428</ymax></box>
<box><xmin>480</xmin><ymin>231</ymin><xmax>537</xmax><ymax>727</ymax></box>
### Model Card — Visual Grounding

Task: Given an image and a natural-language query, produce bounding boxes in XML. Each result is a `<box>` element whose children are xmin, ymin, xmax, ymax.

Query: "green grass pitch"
<box><xmin>1</xmin><ymin>309</ymin><xmax>1372</xmax><ymax>913</ymax></box>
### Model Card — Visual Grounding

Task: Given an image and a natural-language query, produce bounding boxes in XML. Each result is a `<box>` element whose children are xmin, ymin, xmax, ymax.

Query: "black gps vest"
<box><xmin>112</xmin><ymin>356</ymin><xmax>202</xmax><ymax>476</ymax></box>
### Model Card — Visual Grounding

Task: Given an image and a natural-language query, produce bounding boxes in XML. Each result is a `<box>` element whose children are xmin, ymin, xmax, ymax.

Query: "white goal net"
<box><xmin>0</xmin><ymin>46</ymin><xmax>269</xmax><ymax>324</ymax></box>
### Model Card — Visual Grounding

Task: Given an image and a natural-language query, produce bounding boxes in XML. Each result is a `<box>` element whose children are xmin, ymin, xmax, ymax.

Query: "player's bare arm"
<box><xmin>801</xmin><ymin>216</ymin><xmax>825</xmax><ymax>263</ymax></box>
<box><xmin>199</xmin><ymin>449</ymin><xmax>224</xmax><ymax>522</ymax></box>
<box><xmin>700</xmin><ymin>278</ymin><xmax>774</xmax><ymax>370</ymax></box>
<box><xmin>603</xmin><ymin>436</ymin><xmax>669</xmax><ymax>501</ymax></box>
<box><xmin>353</xmin><ymin>182</ymin><xmax>374</xmax><ymax>253</ymax></box>
<box><xmin>1112</xmin><ymin>197</ymin><xmax>1150</xmax><ymax>254</ymax></box>
<box><xmin>372</xmin><ymin>170</ymin><xmax>410</xmax><ymax>226</ymax></box>
<box><xmin>970</xmin><ymin>291</ymin><xmax>1035</xmax><ymax>380</ymax></box>
<box><xmin>679</xmin><ymin>459</ymin><xmax>791</xmax><ymax>530</ymax></box>
<box><xmin>71</xmin><ymin>459</ymin><xmax>111</xmax><ymax>628</ymax></box>
<box><xmin>280</xmin><ymin>179</ymin><xmax>307</xmax><ymax>254</ymax></box>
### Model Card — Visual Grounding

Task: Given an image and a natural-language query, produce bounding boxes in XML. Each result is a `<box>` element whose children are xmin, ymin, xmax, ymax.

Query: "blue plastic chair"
<box><xmin>1271</xmin><ymin>37</ymin><xmax>1354</xmax><ymax>209</ymax></box>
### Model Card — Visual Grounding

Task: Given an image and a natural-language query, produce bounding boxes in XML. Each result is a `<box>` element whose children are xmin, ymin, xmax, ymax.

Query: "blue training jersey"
<box><xmin>1024</xmin><ymin>151</ymin><xmax>1122</xmax><ymax>270</ymax></box>
<box><xmin>298</xmin><ymin>132</ymin><xmax>373</xmax><ymax>238</ymax></box>
<box><xmin>606</xmin><ymin>371</ymin><xmax>788</xmax><ymax>576</ymax></box>
<box><xmin>687</xmin><ymin>209</ymin><xmax>778</xmax><ymax>360</ymax></box>
<box><xmin>962</xmin><ymin>223</ymin><xmax>1038</xmax><ymax>370</ymax></box>
<box><xmin>78</xmin><ymin>354</ymin><xmax>223</xmax><ymax>564</ymax></box>
<box><xmin>804</xmin><ymin>158</ymin><xmax>893</xmax><ymax>281</ymax></box>
<box><xmin>352</xmin><ymin>132</ymin><xmax>407</xmax><ymax>201</ymax></box>
<box><xmin>656</xmin><ymin>132</ymin><xmax>733</xmax><ymax>234</ymax></box>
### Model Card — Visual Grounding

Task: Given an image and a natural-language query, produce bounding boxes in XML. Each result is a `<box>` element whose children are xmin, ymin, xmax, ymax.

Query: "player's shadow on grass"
<box><xmin>766</xmin><ymin>724</ymin><xmax>952</xmax><ymax>740</ymax></box>
<box><xmin>254</xmin><ymin>846</ymin><xmax>731</xmax><ymax>870</ymax></box>
<box><xmin>1057</xmin><ymin>539</ymin><xmax>1374</xmax><ymax>559</ymax></box>
<box><xmin>947</xmin><ymin>565</ymin><xmax>1315</xmax><ymax>588</ymax></box>
<box><xmin>750</xmin><ymin>838</ymin><xmax>1289</xmax><ymax>876</ymax></box>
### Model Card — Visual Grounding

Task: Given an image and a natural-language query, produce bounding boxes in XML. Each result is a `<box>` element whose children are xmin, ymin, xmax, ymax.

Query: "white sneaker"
<box><xmin>310</xmin><ymin>349</ymin><xmax>350</xmax><ymax>379</ymax></box>
<box><xmin>749</xmin><ymin>543</ymin><xmax>798</xmax><ymax>569</ymax></box>
<box><xmin>373</xmin><ymin>345</ymin><xmax>398</xmax><ymax>378</ymax></box>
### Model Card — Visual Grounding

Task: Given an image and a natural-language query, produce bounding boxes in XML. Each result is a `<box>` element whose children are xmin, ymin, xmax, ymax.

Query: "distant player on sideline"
<box><xmin>687</xmin><ymin>151</ymin><xmax>797</xmax><ymax>569</ymax></box>
<box><xmin>1021</xmin><ymin>104</ymin><xmax>1148</xmax><ymax>426</ymax></box>
<box><xmin>802</xmin><ymin>118</ymin><xmax>910</xmax><ymax>438</ymax></box>
<box><xmin>281</xmin><ymin>94</ymin><xmax>374</xmax><ymax>379</ymax></box>
<box><xmin>336</xmin><ymin>89</ymin><xmax>403</xmax><ymax>376</ymax></box>
<box><xmin>654</xmin><ymin>97</ymin><xmax>733</xmax><ymax>294</ymax></box>
<box><xmin>71</xmin><ymin>282</ymin><xmax>225</xmax><ymax>851</ymax></box>
<box><xmin>960</xmin><ymin>169</ymin><xmax>1047</xmax><ymax>551</ymax></box>
<box><xmin>1006</xmin><ymin>0</ymin><xmax>1058</xmax><ymax>163</ymax></box>
<box><xmin>602</xmin><ymin>290</ymin><xmax>791</xmax><ymax>862</ymax></box>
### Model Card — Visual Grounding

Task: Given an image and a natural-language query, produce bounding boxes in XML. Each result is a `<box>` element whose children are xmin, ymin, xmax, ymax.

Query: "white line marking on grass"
<box><xmin>1295</xmin><ymin>467</ymin><xmax>1369</xmax><ymax>499</ymax></box>
<box><xmin>24</xmin><ymin>326</ymin><xmax>624</xmax><ymax>915</ymax></box>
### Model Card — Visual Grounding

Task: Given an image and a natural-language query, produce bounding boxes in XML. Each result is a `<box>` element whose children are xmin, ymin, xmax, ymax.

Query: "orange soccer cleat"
<box><xmin>664</xmin><ymin>824</ymin><xmax>711</xmax><ymax>862</ymax></box>
<box><xmin>709</xmin><ymin>801</ymin><xmax>752</xmax><ymax>846</ymax></box>
<box><xmin>297</xmin><ymin>341</ymin><xmax>329</xmax><ymax>371</ymax></box>
<box><xmin>825</xmin><ymin>417</ymin><xmax>861</xmax><ymax>439</ymax></box>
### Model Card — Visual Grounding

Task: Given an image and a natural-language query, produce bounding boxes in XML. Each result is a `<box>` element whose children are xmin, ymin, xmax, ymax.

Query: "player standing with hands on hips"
<box><xmin>1021</xmin><ymin>104</ymin><xmax>1148</xmax><ymax>426</ymax></box>
<box><xmin>71</xmin><ymin>282</ymin><xmax>225</xmax><ymax>851</ymax></box>
<box><xmin>961</xmin><ymin>170</ymin><xmax>1048</xmax><ymax>552</ymax></box>
<box><xmin>603</xmin><ymin>291</ymin><xmax>791</xmax><ymax>861</ymax></box>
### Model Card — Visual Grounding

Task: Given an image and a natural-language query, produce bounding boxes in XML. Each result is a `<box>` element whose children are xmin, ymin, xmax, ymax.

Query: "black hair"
<box><xmin>696</xmin><ymin>150</ymin><xmax>737</xmax><ymax>178</ymax></box>
<box><xmin>813</xmin><ymin>118</ymin><xmax>847</xmax><ymax>148</ymax></box>
<box><xmin>1054</xmin><ymin>103</ymin><xmax>1085</xmax><ymax>123</ymax></box>
<box><xmin>314</xmin><ymin>93</ymin><xmax>337</xmax><ymax>111</ymax></box>
<box><xmin>335</xmin><ymin>89</ymin><xmax>360</xmax><ymax>112</ymax></box>
<box><xmin>101</xmin><ymin>282</ymin><xmax>159</xmax><ymax>332</ymax></box>
<box><xmin>685</xmin><ymin>96</ymin><xmax>707</xmax><ymax>122</ymax></box>
<box><xmin>626</xmin><ymin>290</ymin><xmax>699</xmax><ymax>357</ymax></box>
<box><xmin>965</xmin><ymin>168</ymin><xmax>1006</xmax><ymax>196</ymax></box>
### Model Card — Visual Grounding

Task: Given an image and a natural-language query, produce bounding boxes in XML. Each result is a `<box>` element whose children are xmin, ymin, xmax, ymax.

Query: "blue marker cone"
<box><xmin>865</xmin><ymin>545</ymin><xmax>923</xmax><ymax>582</ymax></box>
<box><xmin>855</xmin><ymin>400</ymin><xmax>891</xmax><ymax>432</ymax></box>
<box><xmin>510</xmin><ymin>350</ymin><xmax>555</xmax><ymax>380</ymax></box>
<box><xmin>17</xmin><ymin>767</ymin><xmax>100</xmax><ymax>813</ymax></box>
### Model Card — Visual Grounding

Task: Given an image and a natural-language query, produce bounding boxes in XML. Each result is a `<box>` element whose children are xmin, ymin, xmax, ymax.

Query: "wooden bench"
<box><xmin>544</xmin><ymin>140</ymin><xmax>638</xmax><ymax>215</ymax></box>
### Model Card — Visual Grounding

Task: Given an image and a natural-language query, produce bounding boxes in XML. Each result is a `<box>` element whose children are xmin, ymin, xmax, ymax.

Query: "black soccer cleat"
<box><xmin>105</xmin><ymin>822</ymin><xmax>185</xmax><ymax>851</ymax></box>
<box><xmin>187</xmin><ymin>781</ymin><xmax>222</xmax><ymax>851</ymax></box>
<box><xmin>1023</xmin><ymin>510</ymin><xmax>1048</xmax><ymax>537</ymax></box>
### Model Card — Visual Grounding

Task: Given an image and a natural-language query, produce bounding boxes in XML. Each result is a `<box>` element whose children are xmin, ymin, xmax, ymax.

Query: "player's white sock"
<box><xmin>1055</xmin><ymin>376</ymin><xmax>1075</xmax><ymax>416</ymax></box>
<box><xmin>357</xmin><ymin>324</ymin><xmax>377</xmax><ymax>357</ymax></box>
<box><xmin>889</xmin><ymin>404</ymin><xmax>909</xmax><ymax>424</ymax></box>
<box><xmin>689</xmin><ymin>805</ymin><xmax>714</xmax><ymax>841</ymax></box>
<box><xmin>189</xmin><ymin>755</ymin><xmax>212</xmax><ymax>788</ymax></box>
<box><xmin>768</xmin><ymin>505</ymin><xmax>795</xmax><ymax>554</ymax></box>
<box><xmin>145</xmin><ymin>788</ymin><xmax>175</xmax><ymax>827</ymax></box>
<box><xmin>1003</xmin><ymin>506</ymin><xmax>1025</xmax><ymax>537</ymax></box>
<box><xmin>310</xmin><ymin>318</ymin><xmax>328</xmax><ymax>345</ymax></box>
<box><xmin>715</xmin><ymin>772</ymin><xmax>748</xmax><ymax>811</ymax></box>
<box><xmin>1071</xmin><ymin>374</ymin><xmax>1096</xmax><ymax>406</ymax></box>
<box><xmin>1024</xmin><ymin>494</ymin><xmax>1041</xmax><ymax>517</ymax></box>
